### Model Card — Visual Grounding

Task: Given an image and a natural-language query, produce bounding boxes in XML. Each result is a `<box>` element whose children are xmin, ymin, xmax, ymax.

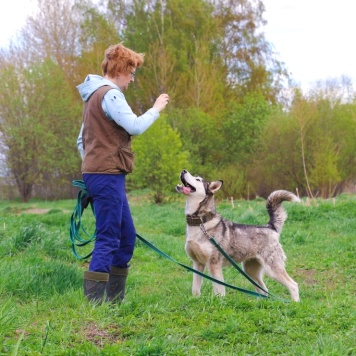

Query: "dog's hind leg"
<box><xmin>264</xmin><ymin>264</ymin><xmax>299</xmax><ymax>302</ymax></box>
<box><xmin>192</xmin><ymin>261</ymin><xmax>205</xmax><ymax>296</ymax></box>
<box><xmin>242</xmin><ymin>259</ymin><xmax>269</xmax><ymax>296</ymax></box>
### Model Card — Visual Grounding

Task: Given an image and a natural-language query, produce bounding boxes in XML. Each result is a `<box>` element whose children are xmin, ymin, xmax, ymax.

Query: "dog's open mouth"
<box><xmin>177</xmin><ymin>173</ymin><xmax>196</xmax><ymax>195</ymax></box>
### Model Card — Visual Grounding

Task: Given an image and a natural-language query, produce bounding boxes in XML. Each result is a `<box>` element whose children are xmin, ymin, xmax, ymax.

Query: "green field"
<box><xmin>0</xmin><ymin>192</ymin><xmax>355</xmax><ymax>355</ymax></box>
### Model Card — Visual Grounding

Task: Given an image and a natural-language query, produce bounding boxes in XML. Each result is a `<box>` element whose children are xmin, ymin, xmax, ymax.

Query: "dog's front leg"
<box><xmin>207</xmin><ymin>263</ymin><xmax>226</xmax><ymax>296</ymax></box>
<box><xmin>192</xmin><ymin>261</ymin><xmax>205</xmax><ymax>296</ymax></box>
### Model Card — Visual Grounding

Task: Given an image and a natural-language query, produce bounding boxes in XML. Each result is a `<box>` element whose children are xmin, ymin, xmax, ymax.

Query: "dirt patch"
<box><xmin>22</xmin><ymin>208</ymin><xmax>71</xmax><ymax>214</ymax></box>
<box><xmin>23</xmin><ymin>208</ymin><xmax>51</xmax><ymax>214</ymax></box>
<box><xmin>84</xmin><ymin>323</ymin><xmax>123</xmax><ymax>346</ymax></box>
<box><xmin>297</xmin><ymin>268</ymin><xmax>318</xmax><ymax>285</ymax></box>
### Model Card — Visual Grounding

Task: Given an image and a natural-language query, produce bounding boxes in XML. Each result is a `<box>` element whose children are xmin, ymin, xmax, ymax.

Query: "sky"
<box><xmin>0</xmin><ymin>0</ymin><xmax>355</xmax><ymax>91</ymax></box>
<box><xmin>263</xmin><ymin>0</ymin><xmax>356</xmax><ymax>90</ymax></box>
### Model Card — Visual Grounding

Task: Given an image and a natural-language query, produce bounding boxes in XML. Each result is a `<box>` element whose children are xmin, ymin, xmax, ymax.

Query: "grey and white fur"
<box><xmin>176</xmin><ymin>169</ymin><xmax>300</xmax><ymax>302</ymax></box>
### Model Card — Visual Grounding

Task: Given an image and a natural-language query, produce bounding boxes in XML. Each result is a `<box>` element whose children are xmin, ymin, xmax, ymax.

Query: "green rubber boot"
<box><xmin>83</xmin><ymin>271</ymin><xmax>109</xmax><ymax>304</ymax></box>
<box><xmin>106</xmin><ymin>266</ymin><xmax>129</xmax><ymax>303</ymax></box>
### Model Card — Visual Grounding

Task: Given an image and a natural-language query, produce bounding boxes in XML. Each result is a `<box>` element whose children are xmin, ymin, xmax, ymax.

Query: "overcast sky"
<box><xmin>263</xmin><ymin>0</ymin><xmax>356</xmax><ymax>90</ymax></box>
<box><xmin>1</xmin><ymin>0</ymin><xmax>355</xmax><ymax>91</ymax></box>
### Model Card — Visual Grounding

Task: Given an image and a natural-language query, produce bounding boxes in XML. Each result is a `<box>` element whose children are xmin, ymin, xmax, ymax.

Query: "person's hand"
<box><xmin>153</xmin><ymin>93</ymin><xmax>170</xmax><ymax>112</ymax></box>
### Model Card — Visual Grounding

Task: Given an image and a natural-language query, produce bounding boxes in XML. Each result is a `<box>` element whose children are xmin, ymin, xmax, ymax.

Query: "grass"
<box><xmin>0</xmin><ymin>191</ymin><xmax>355</xmax><ymax>355</ymax></box>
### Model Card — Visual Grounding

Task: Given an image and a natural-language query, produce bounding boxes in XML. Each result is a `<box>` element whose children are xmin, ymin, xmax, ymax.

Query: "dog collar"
<box><xmin>186</xmin><ymin>212</ymin><xmax>215</xmax><ymax>226</ymax></box>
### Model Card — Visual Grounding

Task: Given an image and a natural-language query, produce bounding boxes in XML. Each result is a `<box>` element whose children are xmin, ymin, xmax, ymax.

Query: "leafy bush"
<box><xmin>129</xmin><ymin>115</ymin><xmax>189</xmax><ymax>203</ymax></box>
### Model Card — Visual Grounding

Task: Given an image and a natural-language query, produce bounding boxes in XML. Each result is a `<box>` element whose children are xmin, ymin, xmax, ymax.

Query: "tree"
<box><xmin>19</xmin><ymin>0</ymin><xmax>81</xmax><ymax>75</ymax></box>
<box><xmin>331</xmin><ymin>100</ymin><xmax>356</xmax><ymax>187</ymax></box>
<box><xmin>104</xmin><ymin>0</ymin><xmax>283</xmax><ymax>112</ymax></box>
<box><xmin>212</xmin><ymin>0</ymin><xmax>288</xmax><ymax>103</ymax></box>
<box><xmin>308</xmin><ymin>78</ymin><xmax>356</xmax><ymax>193</ymax></box>
<box><xmin>117</xmin><ymin>0</ymin><xmax>227</xmax><ymax>113</ymax></box>
<box><xmin>289</xmin><ymin>90</ymin><xmax>318</xmax><ymax>198</ymax></box>
<box><xmin>248</xmin><ymin>109</ymin><xmax>304</xmax><ymax>197</ymax></box>
<box><xmin>309</xmin><ymin>136</ymin><xmax>341</xmax><ymax>198</ymax></box>
<box><xmin>219</xmin><ymin>91</ymin><xmax>271</xmax><ymax>166</ymax></box>
<box><xmin>167</xmin><ymin>108</ymin><xmax>220</xmax><ymax>176</ymax></box>
<box><xmin>250</xmin><ymin>82</ymin><xmax>356</xmax><ymax>198</ymax></box>
<box><xmin>2</xmin><ymin>0</ymin><xmax>354</xmax><ymax>201</ymax></box>
<box><xmin>0</xmin><ymin>59</ymin><xmax>81</xmax><ymax>201</ymax></box>
<box><xmin>73</xmin><ymin>0</ymin><xmax>121</xmax><ymax>86</ymax></box>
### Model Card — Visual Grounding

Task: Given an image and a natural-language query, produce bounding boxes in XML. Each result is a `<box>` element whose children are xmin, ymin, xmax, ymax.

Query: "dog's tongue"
<box><xmin>182</xmin><ymin>186</ymin><xmax>191</xmax><ymax>195</ymax></box>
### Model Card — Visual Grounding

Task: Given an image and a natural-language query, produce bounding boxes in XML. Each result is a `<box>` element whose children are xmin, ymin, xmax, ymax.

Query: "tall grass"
<box><xmin>0</xmin><ymin>192</ymin><xmax>355</xmax><ymax>355</ymax></box>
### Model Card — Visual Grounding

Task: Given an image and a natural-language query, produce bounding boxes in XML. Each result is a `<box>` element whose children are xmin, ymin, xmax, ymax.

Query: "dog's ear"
<box><xmin>209</xmin><ymin>180</ymin><xmax>223</xmax><ymax>194</ymax></box>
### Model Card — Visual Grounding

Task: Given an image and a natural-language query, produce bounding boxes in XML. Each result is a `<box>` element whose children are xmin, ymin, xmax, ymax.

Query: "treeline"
<box><xmin>0</xmin><ymin>0</ymin><xmax>355</xmax><ymax>202</ymax></box>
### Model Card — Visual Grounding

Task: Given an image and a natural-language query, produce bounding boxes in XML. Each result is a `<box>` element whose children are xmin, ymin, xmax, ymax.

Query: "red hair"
<box><xmin>101</xmin><ymin>43</ymin><xmax>144</xmax><ymax>76</ymax></box>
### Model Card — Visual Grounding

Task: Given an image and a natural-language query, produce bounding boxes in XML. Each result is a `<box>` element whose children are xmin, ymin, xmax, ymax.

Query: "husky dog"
<box><xmin>176</xmin><ymin>169</ymin><xmax>300</xmax><ymax>302</ymax></box>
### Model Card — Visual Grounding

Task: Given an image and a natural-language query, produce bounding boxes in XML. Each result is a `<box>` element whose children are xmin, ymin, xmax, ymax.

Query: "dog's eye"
<box><xmin>196</xmin><ymin>178</ymin><xmax>201</xmax><ymax>182</ymax></box>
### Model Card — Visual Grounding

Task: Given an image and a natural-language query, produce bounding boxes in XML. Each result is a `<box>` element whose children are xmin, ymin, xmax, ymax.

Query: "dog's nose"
<box><xmin>182</xmin><ymin>169</ymin><xmax>187</xmax><ymax>174</ymax></box>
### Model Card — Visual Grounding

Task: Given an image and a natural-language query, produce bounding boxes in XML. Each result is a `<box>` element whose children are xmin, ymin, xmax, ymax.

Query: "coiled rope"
<box><xmin>69</xmin><ymin>180</ymin><xmax>96</xmax><ymax>260</ymax></box>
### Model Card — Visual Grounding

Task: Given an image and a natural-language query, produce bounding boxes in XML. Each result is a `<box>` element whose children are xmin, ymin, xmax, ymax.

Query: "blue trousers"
<box><xmin>83</xmin><ymin>173</ymin><xmax>136</xmax><ymax>273</ymax></box>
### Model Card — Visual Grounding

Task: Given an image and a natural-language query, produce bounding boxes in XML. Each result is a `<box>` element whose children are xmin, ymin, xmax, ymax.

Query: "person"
<box><xmin>76</xmin><ymin>43</ymin><xmax>170</xmax><ymax>304</ymax></box>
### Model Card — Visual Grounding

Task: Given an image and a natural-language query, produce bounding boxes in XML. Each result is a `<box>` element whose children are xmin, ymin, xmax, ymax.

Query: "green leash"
<box><xmin>200</xmin><ymin>224</ymin><xmax>288</xmax><ymax>302</ymax></box>
<box><xmin>69</xmin><ymin>180</ymin><xmax>96</xmax><ymax>260</ymax></box>
<box><xmin>69</xmin><ymin>180</ymin><xmax>288</xmax><ymax>301</ymax></box>
<box><xmin>135</xmin><ymin>233</ymin><xmax>268</xmax><ymax>299</ymax></box>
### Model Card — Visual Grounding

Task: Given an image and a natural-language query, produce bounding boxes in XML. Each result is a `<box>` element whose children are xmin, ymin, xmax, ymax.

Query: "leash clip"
<box><xmin>199</xmin><ymin>223</ymin><xmax>213</xmax><ymax>239</ymax></box>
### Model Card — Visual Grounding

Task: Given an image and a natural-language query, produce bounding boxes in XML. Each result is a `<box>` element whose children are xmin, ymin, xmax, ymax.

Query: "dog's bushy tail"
<box><xmin>266</xmin><ymin>190</ymin><xmax>300</xmax><ymax>234</ymax></box>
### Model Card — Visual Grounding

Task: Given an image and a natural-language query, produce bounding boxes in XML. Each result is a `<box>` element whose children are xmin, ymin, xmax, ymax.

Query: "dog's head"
<box><xmin>176</xmin><ymin>169</ymin><xmax>223</xmax><ymax>200</ymax></box>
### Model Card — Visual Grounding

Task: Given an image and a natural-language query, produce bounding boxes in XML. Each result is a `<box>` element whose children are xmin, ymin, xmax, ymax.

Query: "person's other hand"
<box><xmin>153</xmin><ymin>93</ymin><xmax>170</xmax><ymax>112</ymax></box>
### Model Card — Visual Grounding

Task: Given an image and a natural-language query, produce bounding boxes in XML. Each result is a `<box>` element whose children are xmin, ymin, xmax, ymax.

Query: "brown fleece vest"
<box><xmin>81</xmin><ymin>86</ymin><xmax>134</xmax><ymax>174</ymax></box>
